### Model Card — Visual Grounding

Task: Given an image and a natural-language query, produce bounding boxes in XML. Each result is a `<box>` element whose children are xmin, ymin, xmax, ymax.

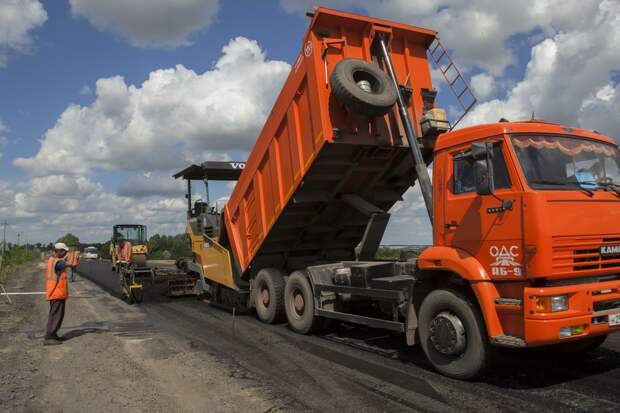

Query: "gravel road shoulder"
<box><xmin>3</xmin><ymin>260</ymin><xmax>620</xmax><ymax>412</ymax></box>
<box><xmin>0</xmin><ymin>262</ymin><xmax>276</xmax><ymax>413</ymax></box>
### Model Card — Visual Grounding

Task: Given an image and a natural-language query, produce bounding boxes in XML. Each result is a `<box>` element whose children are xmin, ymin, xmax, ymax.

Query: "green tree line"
<box><xmin>146</xmin><ymin>234</ymin><xmax>192</xmax><ymax>260</ymax></box>
<box><xmin>54</xmin><ymin>232</ymin><xmax>192</xmax><ymax>261</ymax></box>
<box><xmin>374</xmin><ymin>245</ymin><xmax>429</xmax><ymax>261</ymax></box>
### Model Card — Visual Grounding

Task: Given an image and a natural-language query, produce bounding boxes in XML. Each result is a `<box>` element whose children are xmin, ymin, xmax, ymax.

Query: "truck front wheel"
<box><xmin>419</xmin><ymin>288</ymin><xmax>490</xmax><ymax>380</ymax></box>
<box><xmin>253</xmin><ymin>268</ymin><xmax>286</xmax><ymax>324</ymax></box>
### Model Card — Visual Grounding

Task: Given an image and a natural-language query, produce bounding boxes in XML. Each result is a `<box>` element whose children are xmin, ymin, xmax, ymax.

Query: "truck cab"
<box><xmin>422</xmin><ymin>120</ymin><xmax>620</xmax><ymax>348</ymax></box>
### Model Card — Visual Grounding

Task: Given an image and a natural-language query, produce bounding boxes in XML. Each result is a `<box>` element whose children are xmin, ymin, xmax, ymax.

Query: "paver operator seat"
<box><xmin>191</xmin><ymin>200</ymin><xmax>220</xmax><ymax>238</ymax></box>
<box><xmin>174</xmin><ymin>161</ymin><xmax>247</xmax><ymax>242</ymax></box>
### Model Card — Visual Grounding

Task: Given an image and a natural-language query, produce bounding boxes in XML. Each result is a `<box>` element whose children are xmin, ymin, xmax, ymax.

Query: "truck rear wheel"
<box><xmin>330</xmin><ymin>58</ymin><xmax>398</xmax><ymax>117</ymax></box>
<box><xmin>254</xmin><ymin>268</ymin><xmax>286</xmax><ymax>324</ymax></box>
<box><xmin>284</xmin><ymin>271</ymin><xmax>317</xmax><ymax>334</ymax></box>
<box><xmin>418</xmin><ymin>288</ymin><xmax>490</xmax><ymax>380</ymax></box>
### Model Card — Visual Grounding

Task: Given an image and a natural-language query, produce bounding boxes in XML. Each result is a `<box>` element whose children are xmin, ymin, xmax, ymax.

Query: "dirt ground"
<box><xmin>0</xmin><ymin>262</ymin><xmax>274</xmax><ymax>413</ymax></box>
<box><xmin>2</xmin><ymin>260</ymin><xmax>620</xmax><ymax>412</ymax></box>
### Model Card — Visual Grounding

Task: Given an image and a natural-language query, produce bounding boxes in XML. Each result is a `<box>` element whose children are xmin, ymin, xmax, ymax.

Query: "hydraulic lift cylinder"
<box><xmin>378</xmin><ymin>35</ymin><xmax>434</xmax><ymax>223</ymax></box>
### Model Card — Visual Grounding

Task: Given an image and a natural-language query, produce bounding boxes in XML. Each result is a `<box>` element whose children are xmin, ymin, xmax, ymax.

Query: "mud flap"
<box><xmin>405</xmin><ymin>283</ymin><xmax>418</xmax><ymax>345</ymax></box>
<box><xmin>406</xmin><ymin>302</ymin><xmax>418</xmax><ymax>345</ymax></box>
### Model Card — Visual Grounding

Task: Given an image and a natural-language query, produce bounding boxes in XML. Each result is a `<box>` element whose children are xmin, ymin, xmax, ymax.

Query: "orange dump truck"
<box><xmin>174</xmin><ymin>7</ymin><xmax>620</xmax><ymax>379</ymax></box>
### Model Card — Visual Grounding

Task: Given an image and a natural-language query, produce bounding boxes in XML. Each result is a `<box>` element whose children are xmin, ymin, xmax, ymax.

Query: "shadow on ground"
<box><xmin>316</xmin><ymin>322</ymin><xmax>620</xmax><ymax>390</ymax></box>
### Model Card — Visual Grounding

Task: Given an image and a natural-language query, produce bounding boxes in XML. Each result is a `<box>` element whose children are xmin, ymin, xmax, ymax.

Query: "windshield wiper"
<box><xmin>530</xmin><ymin>180</ymin><xmax>569</xmax><ymax>186</ymax></box>
<box><xmin>579</xmin><ymin>180</ymin><xmax>620</xmax><ymax>197</ymax></box>
<box><xmin>530</xmin><ymin>180</ymin><xmax>594</xmax><ymax>196</ymax></box>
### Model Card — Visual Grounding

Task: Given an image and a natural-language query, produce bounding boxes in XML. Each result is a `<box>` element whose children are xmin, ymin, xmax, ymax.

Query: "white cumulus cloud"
<box><xmin>0</xmin><ymin>118</ymin><xmax>8</xmax><ymax>159</ymax></box>
<box><xmin>0</xmin><ymin>136</ymin><xmax>7</xmax><ymax>159</ymax></box>
<box><xmin>280</xmin><ymin>0</ymin><xmax>601</xmax><ymax>76</ymax></box>
<box><xmin>0</xmin><ymin>0</ymin><xmax>47</xmax><ymax>67</ymax></box>
<box><xmin>116</xmin><ymin>174</ymin><xmax>186</xmax><ymax>198</ymax></box>
<box><xmin>383</xmin><ymin>184</ymin><xmax>433</xmax><ymax>245</ymax></box>
<box><xmin>469</xmin><ymin>73</ymin><xmax>495</xmax><ymax>100</ymax></box>
<box><xmin>5</xmin><ymin>174</ymin><xmax>188</xmax><ymax>242</ymax></box>
<box><xmin>69</xmin><ymin>0</ymin><xmax>219</xmax><ymax>48</ymax></box>
<box><xmin>8</xmin><ymin>36</ymin><xmax>290</xmax><ymax>242</ymax></box>
<box><xmin>463</xmin><ymin>0</ymin><xmax>620</xmax><ymax>138</ymax></box>
<box><xmin>14</xmin><ymin>36</ymin><xmax>291</xmax><ymax>176</ymax></box>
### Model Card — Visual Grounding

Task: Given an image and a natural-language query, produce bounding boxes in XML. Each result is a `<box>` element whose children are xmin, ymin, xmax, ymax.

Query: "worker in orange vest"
<box><xmin>66</xmin><ymin>248</ymin><xmax>80</xmax><ymax>282</ymax></box>
<box><xmin>114</xmin><ymin>242</ymin><xmax>121</xmax><ymax>268</ymax></box>
<box><xmin>119</xmin><ymin>240</ymin><xmax>132</xmax><ymax>268</ymax></box>
<box><xmin>44</xmin><ymin>243</ymin><xmax>70</xmax><ymax>346</ymax></box>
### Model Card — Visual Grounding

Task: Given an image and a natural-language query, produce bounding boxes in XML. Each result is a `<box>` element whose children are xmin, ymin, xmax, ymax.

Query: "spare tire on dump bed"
<box><xmin>330</xmin><ymin>58</ymin><xmax>398</xmax><ymax>117</ymax></box>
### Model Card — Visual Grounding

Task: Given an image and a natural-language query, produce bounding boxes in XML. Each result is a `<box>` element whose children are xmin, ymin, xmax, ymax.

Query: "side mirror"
<box><xmin>473</xmin><ymin>159</ymin><xmax>494</xmax><ymax>195</ymax></box>
<box><xmin>471</xmin><ymin>142</ymin><xmax>495</xmax><ymax>195</ymax></box>
<box><xmin>471</xmin><ymin>141</ymin><xmax>492</xmax><ymax>160</ymax></box>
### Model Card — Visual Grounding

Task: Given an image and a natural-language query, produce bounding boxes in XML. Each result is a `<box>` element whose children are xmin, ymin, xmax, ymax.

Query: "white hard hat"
<box><xmin>54</xmin><ymin>242</ymin><xmax>69</xmax><ymax>251</ymax></box>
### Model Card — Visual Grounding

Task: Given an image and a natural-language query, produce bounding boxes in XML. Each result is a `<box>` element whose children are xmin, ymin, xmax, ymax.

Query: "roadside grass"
<box><xmin>374</xmin><ymin>245</ymin><xmax>428</xmax><ymax>261</ymax></box>
<box><xmin>375</xmin><ymin>246</ymin><xmax>402</xmax><ymax>260</ymax></box>
<box><xmin>0</xmin><ymin>247</ymin><xmax>41</xmax><ymax>284</ymax></box>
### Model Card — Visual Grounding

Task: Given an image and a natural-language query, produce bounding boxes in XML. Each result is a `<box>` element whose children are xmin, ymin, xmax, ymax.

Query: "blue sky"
<box><xmin>0</xmin><ymin>0</ymin><xmax>618</xmax><ymax>244</ymax></box>
<box><xmin>0</xmin><ymin>1</ymin><xmax>305</xmax><ymax>182</ymax></box>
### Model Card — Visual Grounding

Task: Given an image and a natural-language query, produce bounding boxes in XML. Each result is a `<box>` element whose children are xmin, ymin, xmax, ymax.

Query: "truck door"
<box><xmin>443</xmin><ymin>139</ymin><xmax>524</xmax><ymax>279</ymax></box>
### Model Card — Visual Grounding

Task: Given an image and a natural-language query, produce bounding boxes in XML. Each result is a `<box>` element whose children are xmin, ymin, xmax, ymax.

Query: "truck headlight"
<box><xmin>536</xmin><ymin>294</ymin><xmax>569</xmax><ymax>313</ymax></box>
<box><xmin>560</xmin><ymin>324</ymin><xmax>585</xmax><ymax>337</ymax></box>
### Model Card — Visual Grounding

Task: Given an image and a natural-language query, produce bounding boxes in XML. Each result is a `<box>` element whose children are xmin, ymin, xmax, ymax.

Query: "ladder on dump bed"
<box><xmin>428</xmin><ymin>38</ymin><xmax>477</xmax><ymax>130</ymax></box>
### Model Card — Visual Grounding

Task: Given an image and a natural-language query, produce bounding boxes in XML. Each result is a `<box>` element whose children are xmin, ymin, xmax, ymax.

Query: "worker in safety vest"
<box><xmin>114</xmin><ymin>242</ymin><xmax>121</xmax><ymax>267</ymax></box>
<box><xmin>119</xmin><ymin>240</ymin><xmax>132</xmax><ymax>271</ymax></box>
<box><xmin>44</xmin><ymin>243</ymin><xmax>70</xmax><ymax>346</ymax></box>
<box><xmin>66</xmin><ymin>248</ymin><xmax>80</xmax><ymax>282</ymax></box>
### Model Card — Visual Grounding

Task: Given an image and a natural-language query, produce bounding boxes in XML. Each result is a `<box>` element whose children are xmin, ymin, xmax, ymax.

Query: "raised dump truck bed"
<box><xmin>223</xmin><ymin>7</ymin><xmax>442</xmax><ymax>278</ymax></box>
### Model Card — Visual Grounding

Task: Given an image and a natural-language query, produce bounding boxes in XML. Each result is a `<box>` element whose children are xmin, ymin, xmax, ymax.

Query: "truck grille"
<box><xmin>593</xmin><ymin>298</ymin><xmax>620</xmax><ymax>313</ymax></box>
<box><xmin>552</xmin><ymin>236</ymin><xmax>620</xmax><ymax>275</ymax></box>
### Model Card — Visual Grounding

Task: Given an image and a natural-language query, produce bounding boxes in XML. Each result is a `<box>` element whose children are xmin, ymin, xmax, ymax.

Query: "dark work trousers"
<box><xmin>45</xmin><ymin>299</ymin><xmax>66</xmax><ymax>339</ymax></box>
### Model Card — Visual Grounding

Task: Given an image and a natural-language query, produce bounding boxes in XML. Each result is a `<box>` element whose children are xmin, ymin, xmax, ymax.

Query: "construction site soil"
<box><xmin>1</xmin><ymin>260</ymin><xmax>620</xmax><ymax>412</ymax></box>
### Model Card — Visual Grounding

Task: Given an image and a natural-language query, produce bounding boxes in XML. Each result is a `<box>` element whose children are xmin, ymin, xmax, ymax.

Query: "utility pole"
<box><xmin>0</xmin><ymin>221</ymin><xmax>9</xmax><ymax>303</ymax></box>
<box><xmin>0</xmin><ymin>220</ymin><xmax>7</xmax><ymax>270</ymax></box>
<box><xmin>16</xmin><ymin>232</ymin><xmax>20</xmax><ymax>246</ymax></box>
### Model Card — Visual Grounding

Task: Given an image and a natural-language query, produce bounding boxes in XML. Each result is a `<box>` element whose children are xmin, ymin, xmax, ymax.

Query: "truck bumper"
<box><xmin>523</xmin><ymin>278</ymin><xmax>620</xmax><ymax>346</ymax></box>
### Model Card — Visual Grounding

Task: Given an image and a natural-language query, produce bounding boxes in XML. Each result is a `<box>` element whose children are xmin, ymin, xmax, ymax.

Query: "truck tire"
<box><xmin>284</xmin><ymin>271</ymin><xmax>317</xmax><ymax>334</ymax></box>
<box><xmin>330</xmin><ymin>58</ymin><xmax>398</xmax><ymax>117</ymax></box>
<box><xmin>131</xmin><ymin>287</ymin><xmax>144</xmax><ymax>304</ymax></box>
<box><xmin>254</xmin><ymin>268</ymin><xmax>286</xmax><ymax>324</ymax></box>
<box><xmin>123</xmin><ymin>288</ymin><xmax>134</xmax><ymax>305</ymax></box>
<box><xmin>119</xmin><ymin>273</ymin><xmax>132</xmax><ymax>304</ymax></box>
<box><xmin>418</xmin><ymin>288</ymin><xmax>490</xmax><ymax>380</ymax></box>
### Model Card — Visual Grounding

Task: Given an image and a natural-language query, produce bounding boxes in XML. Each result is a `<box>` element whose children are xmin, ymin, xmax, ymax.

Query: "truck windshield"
<box><xmin>511</xmin><ymin>135</ymin><xmax>620</xmax><ymax>191</ymax></box>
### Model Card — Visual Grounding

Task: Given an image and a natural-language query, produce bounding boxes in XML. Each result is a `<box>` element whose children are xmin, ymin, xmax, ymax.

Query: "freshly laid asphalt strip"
<box><xmin>77</xmin><ymin>260</ymin><xmax>620</xmax><ymax>412</ymax></box>
<box><xmin>78</xmin><ymin>260</ymin><xmax>122</xmax><ymax>296</ymax></box>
